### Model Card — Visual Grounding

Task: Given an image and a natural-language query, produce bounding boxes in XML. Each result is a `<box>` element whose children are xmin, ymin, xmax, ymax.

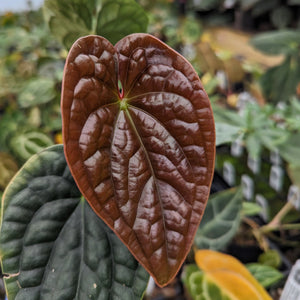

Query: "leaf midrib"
<box><xmin>124</xmin><ymin>107</ymin><xmax>170</xmax><ymax>274</ymax></box>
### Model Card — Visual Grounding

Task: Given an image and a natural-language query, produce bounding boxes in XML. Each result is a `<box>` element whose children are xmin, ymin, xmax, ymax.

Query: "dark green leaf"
<box><xmin>0</xmin><ymin>145</ymin><xmax>149</xmax><ymax>300</ymax></box>
<box><xmin>260</xmin><ymin>55</ymin><xmax>300</xmax><ymax>103</ymax></box>
<box><xmin>195</xmin><ymin>188</ymin><xmax>243</xmax><ymax>251</ymax></box>
<box><xmin>247</xmin><ymin>263</ymin><xmax>283</xmax><ymax>288</ymax></box>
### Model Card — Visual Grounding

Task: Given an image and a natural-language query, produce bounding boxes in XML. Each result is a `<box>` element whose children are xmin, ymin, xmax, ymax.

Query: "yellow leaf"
<box><xmin>195</xmin><ymin>250</ymin><xmax>272</xmax><ymax>300</ymax></box>
<box><xmin>206</xmin><ymin>270</ymin><xmax>262</xmax><ymax>300</ymax></box>
<box><xmin>54</xmin><ymin>133</ymin><xmax>63</xmax><ymax>144</ymax></box>
<box><xmin>227</xmin><ymin>94</ymin><xmax>239</xmax><ymax>107</ymax></box>
<box><xmin>201</xmin><ymin>73</ymin><xmax>213</xmax><ymax>86</ymax></box>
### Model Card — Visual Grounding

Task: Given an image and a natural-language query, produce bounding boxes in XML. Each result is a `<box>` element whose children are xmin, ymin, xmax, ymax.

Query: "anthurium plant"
<box><xmin>0</xmin><ymin>33</ymin><xmax>215</xmax><ymax>299</ymax></box>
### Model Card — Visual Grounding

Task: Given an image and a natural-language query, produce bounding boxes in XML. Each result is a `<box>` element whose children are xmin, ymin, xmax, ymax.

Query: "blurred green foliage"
<box><xmin>0</xmin><ymin>10</ymin><xmax>64</xmax><ymax>174</ymax></box>
<box><xmin>44</xmin><ymin>0</ymin><xmax>148</xmax><ymax>48</ymax></box>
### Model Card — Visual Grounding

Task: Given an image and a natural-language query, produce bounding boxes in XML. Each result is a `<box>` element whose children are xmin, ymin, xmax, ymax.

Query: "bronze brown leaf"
<box><xmin>61</xmin><ymin>33</ymin><xmax>215</xmax><ymax>287</ymax></box>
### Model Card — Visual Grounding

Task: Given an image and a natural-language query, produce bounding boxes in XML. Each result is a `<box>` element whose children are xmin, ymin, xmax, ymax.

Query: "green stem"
<box><xmin>261</xmin><ymin>222</ymin><xmax>300</xmax><ymax>233</ymax></box>
<box><xmin>260</xmin><ymin>201</ymin><xmax>296</xmax><ymax>233</ymax></box>
<box><xmin>268</xmin><ymin>201</ymin><xmax>294</xmax><ymax>227</ymax></box>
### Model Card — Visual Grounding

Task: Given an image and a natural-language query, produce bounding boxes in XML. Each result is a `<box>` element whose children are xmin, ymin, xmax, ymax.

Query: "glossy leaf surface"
<box><xmin>0</xmin><ymin>145</ymin><xmax>149</xmax><ymax>300</ymax></box>
<box><xmin>61</xmin><ymin>34</ymin><xmax>215</xmax><ymax>286</ymax></box>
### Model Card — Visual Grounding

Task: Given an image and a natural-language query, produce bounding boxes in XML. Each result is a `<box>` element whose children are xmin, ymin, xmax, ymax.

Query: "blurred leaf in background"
<box><xmin>182</xmin><ymin>264</ymin><xmax>231</xmax><ymax>300</ymax></box>
<box><xmin>182</xmin><ymin>250</ymin><xmax>272</xmax><ymax>300</ymax></box>
<box><xmin>9</xmin><ymin>130</ymin><xmax>53</xmax><ymax>162</ymax></box>
<box><xmin>18</xmin><ymin>77</ymin><xmax>56</xmax><ymax>108</ymax></box>
<box><xmin>247</xmin><ymin>263</ymin><xmax>283</xmax><ymax>288</ymax></box>
<box><xmin>251</xmin><ymin>30</ymin><xmax>300</xmax><ymax>103</ymax></box>
<box><xmin>43</xmin><ymin>0</ymin><xmax>148</xmax><ymax>48</ymax></box>
<box><xmin>0</xmin><ymin>153</ymin><xmax>19</xmax><ymax>190</ymax></box>
<box><xmin>214</xmin><ymin>102</ymin><xmax>290</xmax><ymax>160</ymax></box>
<box><xmin>195</xmin><ymin>188</ymin><xmax>243</xmax><ymax>251</ymax></box>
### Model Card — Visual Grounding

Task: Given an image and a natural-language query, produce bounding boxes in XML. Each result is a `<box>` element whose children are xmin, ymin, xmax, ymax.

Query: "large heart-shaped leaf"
<box><xmin>0</xmin><ymin>145</ymin><xmax>149</xmax><ymax>299</ymax></box>
<box><xmin>61</xmin><ymin>34</ymin><xmax>215</xmax><ymax>286</ymax></box>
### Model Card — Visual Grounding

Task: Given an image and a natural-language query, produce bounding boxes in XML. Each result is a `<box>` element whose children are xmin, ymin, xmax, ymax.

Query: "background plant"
<box><xmin>1</xmin><ymin>1</ymin><xmax>300</xmax><ymax>299</ymax></box>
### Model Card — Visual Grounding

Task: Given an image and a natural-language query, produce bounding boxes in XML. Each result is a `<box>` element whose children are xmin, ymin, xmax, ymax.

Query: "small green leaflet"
<box><xmin>247</xmin><ymin>263</ymin><xmax>283</xmax><ymax>288</ymax></box>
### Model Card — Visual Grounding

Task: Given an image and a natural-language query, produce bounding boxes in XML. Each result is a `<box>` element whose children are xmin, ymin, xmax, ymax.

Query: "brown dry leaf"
<box><xmin>197</xmin><ymin>42</ymin><xmax>223</xmax><ymax>74</ymax></box>
<box><xmin>223</xmin><ymin>57</ymin><xmax>245</xmax><ymax>83</ymax></box>
<box><xmin>246</xmin><ymin>82</ymin><xmax>266</xmax><ymax>105</ymax></box>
